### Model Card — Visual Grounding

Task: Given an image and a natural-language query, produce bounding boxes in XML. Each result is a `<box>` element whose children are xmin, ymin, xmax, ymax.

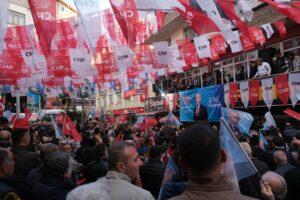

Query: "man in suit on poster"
<box><xmin>229</xmin><ymin>110</ymin><xmax>242</xmax><ymax>137</ymax></box>
<box><xmin>194</xmin><ymin>93</ymin><xmax>207</xmax><ymax>121</ymax></box>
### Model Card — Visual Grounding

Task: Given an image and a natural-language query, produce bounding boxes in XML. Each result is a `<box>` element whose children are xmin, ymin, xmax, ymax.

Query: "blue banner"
<box><xmin>179</xmin><ymin>85</ymin><xmax>224</xmax><ymax>122</ymax></box>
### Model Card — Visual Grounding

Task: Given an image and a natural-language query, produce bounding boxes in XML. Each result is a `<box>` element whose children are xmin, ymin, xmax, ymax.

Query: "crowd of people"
<box><xmin>159</xmin><ymin>51</ymin><xmax>300</xmax><ymax>94</ymax></box>
<box><xmin>0</xmin><ymin>115</ymin><xmax>299</xmax><ymax>200</ymax></box>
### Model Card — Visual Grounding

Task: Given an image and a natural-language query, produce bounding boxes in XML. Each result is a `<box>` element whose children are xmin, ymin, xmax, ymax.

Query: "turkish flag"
<box><xmin>240</xmin><ymin>34</ymin><xmax>255</xmax><ymax>52</ymax></box>
<box><xmin>210</xmin><ymin>44</ymin><xmax>220</xmax><ymax>61</ymax></box>
<box><xmin>12</xmin><ymin>112</ymin><xmax>31</xmax><ymax>129</ymax></box>
<box><xmin>273</xmin><ymin>20</ymin><xmax>287</xmax><ymax>38</ymax></box>
<box><xmin>261</xmin><ymin>0</ymin><xmax>300</xmax><ymax>24</ymax></box>
<box><xmin>249</xmin><ymin>79</ymin><xmax>260</xmax><ymax>107</ymax></box>
<box><xmin>229</xmin><ymin>82</ymin><xmax>239</xmax><ymax>107</ymax></box>
<box><xmin>284</xmin><ymin>108</ymin><xmax>300</xmax><ymax>121</ymax></box>
<box><xmin>274</xmin><ymin>73</ymin><xmax>290</xmax><ymax>105</ymax></box>
<box><xmin>62</xmin><ymin>115</ymin><xmax>81</xmax><ymax>142</ymax></box>
<box><xmin>176</xmin><ymin>2</ymin><xmax>220</xmax><ymax>35</ymax></box>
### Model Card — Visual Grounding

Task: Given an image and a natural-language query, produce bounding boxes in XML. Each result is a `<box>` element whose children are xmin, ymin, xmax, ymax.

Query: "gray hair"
<box><xmin>107</xmin><ymin>141</ymin><xmax>134</xmax><ymax>170</ymax></box>
<box><xmin>261</xmin><ymin>171</ymin><xmax>287</xmax><ymax>200</ymax></box>
<box><xmin>273</xmin><ymin>150</ymin><xmax>287</xmax><ymax>165</ymax></box>
<box><xmin>240</xmin><ymin>142</ymin><xmax>252</xmax><ymax>158</ymax></box>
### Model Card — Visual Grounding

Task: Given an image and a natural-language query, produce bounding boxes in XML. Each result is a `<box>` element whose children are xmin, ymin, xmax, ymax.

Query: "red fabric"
<box><xmin>176</xmin><ymin>39</ymin><xmax>198</xmax><ymax>66</ymax></box>
<box><xmin>210</xmin><ymin>34</ymin><xmax>227</xmax><ymax>55</ymax></box>
<box><xmin>12</xmin><ymin>112</ymin><xmax>31</xmax><ymax>129</ymax></box>
<box><xmin>261</xmin><ymin>0</ymin><xmax>300</xmax><ymax>24</ymax></box>
<box><xmin>284</xmin><ymin>108</ymin><xmax>300</xmax><ymax>121</ymax></box>
<box><xmin>249</xmin><ymin>27</ymin><xmax>266</xmax><ymax>45</ymax></box>
<box><xmin>62</xmin><ymin>115</ymin><xmax>82</xmax><ymax>142</ymax></box>
<box><xmin>47</xmin><ymin>51</ymin><xmax>73</xmax><ymax>77</ymax></box>
<box><xmin>103</xmin><ymin>9</ymin><xmax>117</xmax><ymax>42</ymax></box>
<box><xmin>274</xmin><ymin>74</ymin><xmax>290</xmax><ymax>105</ymax></box>
<box><xmin>249</xmin><ymin>79</ymin><xmax>260</xmax><ymax>107</ymax></box>
<box><xmin>240</xmin><ymin>34</ymin><xmax>255</xmax><ymax>52</ymax></box>
<box><xmin>109</xmin><ymin>0</ymin><xmax>139</xmax><ymax>49</ymax></box>
<box><xmin>5</xmin><ymin>26</ymin><xmax>34</xmax><ymax>51</ymax></box>
<box><xmin>28</xmin><ymin>0</ymin><xmax>57</xmax><ymax>56</ymax></box>
<box><xmin>217</xmin><ymin>0</ymin><xmax>253</xmax><ymax>44</ymax></box>
<box><xmin>210</xmin><ymin>44</ymin><xmax>220</xmax><ymax>61</ymax></box>
<box><xmin>273</xmin><ymin>20</ymin><xmax>287</xmax><ymax>38</ymax></box>
<box><xmin>229</xmin><ymin>82</ymin><xmax>239</xmax><ymax>107</ymax></box>
<box><xmin>176</xmin><ymin>2</ymin><xmax>220</xmax><ymax>35</ymax></box>
<box><xmin>0</xmin><ymin>51</ymin><xmax>22</xmax><ymax>79</ymax></box>
<box><xmin>156</xmin><ymin>11</ymin><xmax>165</xmax><ymax>30</ymax></box>
<box><xmin>144</xmin><ymin>118</ymin><xmax>158</xmax><ymax>126</ymax></box>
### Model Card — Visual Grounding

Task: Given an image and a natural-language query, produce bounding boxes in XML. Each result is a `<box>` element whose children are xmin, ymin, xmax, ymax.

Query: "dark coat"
<box><xmin>31</xmin><ymin>176</ymin><xmax>76</xmax><ymax>200</ymax></box>
<box><xmin>194</xmin><ymin>104</ymin><xmax>207</xmax><ymax>121</ymax></box>
<box><xmin>83</xmin><ymin>159</ymin><xmax>108</xmax><ymax>183</ymax></box>
<box><xmin>275</xmin><ymin>163</ymin><xmax>295</xmax><ymax>178</ymax></box>
<box><xmin>285</xmin><ymin>166</ymin><xmax>300</xmax><ymax>200</ymax></box>
<box><xmin>11</xmin><ymin>145</ymin><xmax>40</xmax><ymax>183</ymax></box>
<box><xmin>0</xmin><ymin>177</ymin><xmax>19</xmax><ymax>199</ymax></box>
<box><xmin>140</xmin><ymin>158</ymin><xmax>166</xmax><ymax>198</ymax></box>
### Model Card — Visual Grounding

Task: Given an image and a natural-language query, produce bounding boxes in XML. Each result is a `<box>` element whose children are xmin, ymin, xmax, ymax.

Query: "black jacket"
<box><xmin>11</xmin><ymin>145</ymin><xmax>40</xmax><ymax>183</ymax></box>
<box><xmin>31</xmin><ymin>176</ymin><xmax>76</xmax><ymax>200</ymax></box>
<box><xmin>0</xmin><ymin>177</ymin><xmax>19</xmax><ymax>199</ymax></box>
<box><xmin>83</xmin><ymin>159</ymin><xmax>108</xmax><ymax>183</ymax></box>
<box><xmin>285</xmin><ymin>166</ymin><xmax>300</xmax><ymax>200</ymax></box>
<box><xmin>140</xmin><ymin>158</ymin><xmax>166</xmax><ymax>198</ymax></box>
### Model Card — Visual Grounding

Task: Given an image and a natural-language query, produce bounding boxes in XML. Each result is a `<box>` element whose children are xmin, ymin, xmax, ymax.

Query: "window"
<box><xmin>8</xmin><ymin>10</ymin><xmax>25</xmax><ymax>26</ymax></box>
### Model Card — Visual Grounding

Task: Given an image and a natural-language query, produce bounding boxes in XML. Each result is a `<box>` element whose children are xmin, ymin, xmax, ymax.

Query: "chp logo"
<box><xmin>117</xmin><ymin>54</ymin><xmax>129</xmax><ymax>61</ymax></box>
<box><xmin>158</xmin><ymin>51</ymin><xmax>168</xmax><ymax>56</ymax></box>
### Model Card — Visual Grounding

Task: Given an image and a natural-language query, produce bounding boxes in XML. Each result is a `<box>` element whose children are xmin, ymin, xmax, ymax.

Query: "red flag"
<box><xmin>156</xmin><ymin>11</ymin><xmax>165</xmax><ymax>30</ymax></box>
<box><xmin>210</xmin><ymin>34</ymin><xmax>227</xmax><ymax>55</ymax></box>
<box><xmin>176</xmin><ymin>39</ymin><xmax>198</xmax><ymax>66</ymax></box>
<box><xmin>28</xmin><ymin>0</ymin><xmax>57</xmax><ymax>56</ymax></box>
<box><xmin>175</xmin><ymin>3</ymin><xmax>220</xmax><ymax>35</ymax></box>
<box><xmin>103</xmin><ymin>9</ymin><xmax>118</xmax><ymax>42</ymax></box>
<box><xmin>229</xmin><ymin>82</ymin><xmax>239</xmax><ymax>107</ymax></box>
<box><xmin>284</xmin><ymin>108</ymin><xmax>300</xmax><ymax>121</ymax></box>
<box><xmin>109</xmin><ymin>0</ymin><xmax>139</xmax><ymax>49</ymax></box>
<box><xmin>240</xmin><ymin>34</ymin><xmax>255</xmax><ymax>52</ymax></box>
<box><xmin>210</xmin><ymin>44</ymin><xmax>220</xmax><ymax>61</ymax></box>
<box><xmin>47</xmin><ymin>51</ymin><xmax>73</xmax><ymax>77</ymax></box>
<box><xmin>5</xmin><ymin>26</ymin><xmax>34</xmax><ymax>51</ymax></box>
<box><xmin>12</xmin><ymin>112</ymin><xmax>31</xmax><ymax>129</ymax></box>
<box><xmin>274</xmin><ymin>74</ymin><xmax>290</xmax><ymax>105</ymax></box>
<box><xmin>249</xmin><ymin>79</ymin><xmax>260</xmax><ymax>107</ymax></box>
<box><xmin>217</xmin><ymin>0</ymin><xmax>253</xmax><ymax>44</ymax></box>
<box><xmin>261</xmin><ymin>0</ymin><xmax>300</xmax><ymax>24</ymax></box>
<box><xmin>62</xmin><ymin>115</ymin><xmax>82</xmax><ymax>142</ymax></box>
<box><xmin>273</xmin><ymin>20</ymin><xmax>287</xmax><ymax>38</ymax></box>
<box><xmin>249</xmin><ymin>27</ymin><xmax>266</xmax><ymax>45</ymax></box>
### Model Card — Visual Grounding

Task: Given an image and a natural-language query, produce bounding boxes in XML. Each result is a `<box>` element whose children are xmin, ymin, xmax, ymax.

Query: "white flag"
<box><xmin>261</xmin><ymin>23</ymin><xmax>274</xmax><ymax>39</ymax></box>
<box><xmin>224</xmin><ymin>83</ymin><xmax>230</xmax><ymax>108</ymax></box>
<box><xmin>135</xmin><ymin>0</ymin><xmax>184</xmax><ymax>11</ymax></box>
<box><xmin>227</xmin><ymin>31</ymin><xmax>243</xmax><ymax>53</ymax></box>
<box><xmin>113</xmin><ymin>45</ymin><xmax>133</xmax><ymax>70</ymax></box>
<box><xmin>194</xmin><ymin>36</ymin><xmax>212</xmax><ymax>58</ymax></box>
<box><xmin>31</xmin><ymin>54</ymin><xmax>47</xmax><ymax>81</ymax></box>
<box><xmin>237</xmin><ymin>0</ymin><xmax>255</xmax><ymax>22</ymax></box>
<box><xmin>170</xmin><ymin>47</ymin><xmax>185</xmax><ymax>69</ymax></box>
<box><xmin>239</xmin><ymin>81</ymin><xmax>249</xmax><ymax>108</ymax></box>
<box><xmin>69</xmin><ymin>48</ymin><xmax>92</xmax><ymax>76</ymax></box>
<box><xmin>289</xmin><ymin>72</ymin><xmax>300</xmax><ymax>107</ymax></box>
<box><xmin>0</xmin><ymin>0</ymin><xmax>9</xmax><ymax>53</ymax></box>
<box><xmin>21</xmin><ymin>49</ymin><xmax>36</xmax><ymax>67</ymax></box>
<box><xmin>154</xmin><ymin>41</ymin><xmax>171</xmax><ymax>65</ymax></box>
<box><xmin>11</xmin><ymin>85</ymin><xmax>27</xmax><ymax>97</ymax></box>
<box><xmin>261</xmin><ymin>78</ymin><xmax>274</xmax><ymax>110</ymax></box>
<box><xmin>74</xmin><ymin>0</ymin><xmax>100</xmax><ymax>15</ymax></box>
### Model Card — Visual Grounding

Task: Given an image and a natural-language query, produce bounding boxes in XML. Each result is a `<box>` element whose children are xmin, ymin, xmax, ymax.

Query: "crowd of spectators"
<box><xmin>0</xmin><ymin>115</ymin><xmax>299</xmax><ymax>200</ymax></box>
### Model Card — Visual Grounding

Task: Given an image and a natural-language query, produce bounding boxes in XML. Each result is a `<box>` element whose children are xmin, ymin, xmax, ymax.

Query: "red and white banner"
<box><xmin>249</xmin><ymin>27</ymin><xmax>266</xmax><ymax>45</ymax></box>
<box><xmin>289</xmin><ymin>72</ymin><xmax>300</xmax><ymax>107</ymax></box>
<box><xmin>261</xmin><ymin>23</ymin><xmax>274</xmax><ymax>39</ymax></box>
<box><xmin>229</xmin><ymin>82</ymin><xmax>239</xmax><ymax>108</ymax></box>
<box><xmin>261</xmin><ymin>0</ymin><xmax>300</xmax><ymax>24</ymax></box>
<box><xmin>249</xmin><ymin>79</ymin><xmax>260</xmax><ymax>107</ymax></box>
<box><xmin>261</xmin><ymin>78</ymin><xmax>274</xmax><ymax>109</ymax></box>
<box><xmin>113</xmin><ymin>45</ymin><xmax>133</xmax><ymax>70</ymax></box>
<box><xmin>176</xmin><ymin>39</ymin><xmax>198</xmax><ymax>65</ymax></box>
<box><xmin>0</xmin><ymin>0</ymin><xmax>9</xmax><ymax>53</ymax></box>
<box><xmin>273</xmin><ymin>20</ymin><xmax>287</xmax><ymax>38</ymax></box>
<box><xmin>275</xmin><ymin>73</ymin><xmax>289</xmax><ymax>105</ymax></box>
<box><xmin>62</xmin><ymin>114</ymin><xmax>82</xmax><ymax>142</ymax></box>
<box><xmin>227</xmin><ymin>31</ymin><xmax>243</xmax><ymax>53</ymax></box>
<box><xmin>47</xmin><ymin>51</ymin><xmax>73</xmax><ymax>77</ymax></box>
<box><xmin>210</xmin><ymin>34</ymin><xmax>227</xmax><ymax>55</ymax></box>
<box><xmin>69</xmin><ymin>48</ymin><xmax>93</xmax><ymax>76</ymax></box>
<box><xmin>239</xmin><ymin>81</ymin><xmax>249</xmax><ymax>108</ymax></box>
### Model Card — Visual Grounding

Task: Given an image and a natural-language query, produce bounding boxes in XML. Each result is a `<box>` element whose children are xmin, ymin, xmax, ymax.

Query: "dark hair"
<box><xmin>250</xmin><ymin>135</ymin><xmax>260</xmax><ymax>147</ymax></box>
<box><xmin>41</xmin><ymin>151</ymin><xmax>70</xmax><ymax>178</ymax></box>
<box><xmin>178</xmin><ymin>124</ymin><xmax>220</xmax><ymax>173</ymax></box>
<box><xmin>0</xmin><ymin>117</ymin><xmax>8</xmax><ymax>125</ymax></box>
<box><xmin>11</xmin><ymin>128</ymin><xmax>29</xmax><ymax>145</ymax></box>
<box><xmin>272</xmin><ymin>136</ymin><xmax>285</xmax><ymax>148</ymax></box>
<box><xmin>149</xmin><ymin>146</ymin><xmax>162</xmax><ymax>159</ymax></box>
<box><xmin>94</xmin><ymin>144</ymin><xmax>107</xmax><ymax>159</ymax></box>
<box><xmin>107</xmin><ymin>141</ymin><xmax>134</xmax><ymax>170</ymax></box>
<box><xmin>40</xmin><ymin>143</ymin><xmax>60</xmax><ymax>162</ymax></box>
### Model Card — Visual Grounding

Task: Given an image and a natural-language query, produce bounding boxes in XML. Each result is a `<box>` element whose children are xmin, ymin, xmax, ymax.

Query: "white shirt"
<box><xmin>254</xmin><ymin>62</ymin><xmax>271</xmax><ymax>78</ymax></box>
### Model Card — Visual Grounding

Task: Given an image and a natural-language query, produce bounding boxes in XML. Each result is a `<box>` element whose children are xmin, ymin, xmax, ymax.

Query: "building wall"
<box><xmin>9</xmin><ymin>2</ymin><xmax>33</xmax><ymax>25</ymax></box>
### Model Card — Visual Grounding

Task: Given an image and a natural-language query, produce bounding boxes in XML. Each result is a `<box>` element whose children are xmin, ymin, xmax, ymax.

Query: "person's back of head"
<box><xmin>261</xmin><ymin>171</ymin><xmax>287</xmax><ymax>200</ymax></box>
<box><xmin>249</xmin><ymin>135</ymin><xmax>260</xmax><ymax>148</ymax></box>
<box><xmin>41</xmin><ymin>151</ymin><xmax>71</xmax><ymax>179</ymax></box>
<box><xmin>39</xmin><ymin>143</ymin><xmax>60</xmax><ymax>162</ymax></box>
<box><xmin>94</xmin><ymin>143</ymin><xmax>107</xmax><ymax>160</ymax></box>
<box><xmin>178</xmin><ymin>124</ymin><xmax>222</xmax><ymax>175</ymax></box>
<box><xmin>149</xmin><ymin>146</ymin><xmax>162</xmax><ymax>160</ymax></box>
<box><xmin>272</xmin><ymin>136</ymin><xmax>285</xmax><ymax>150</ymax></box>
<box><xmin>273</xmin><ymin>150</ymin><xmax>287</xmax><ymax>166</ymax></box>
<box><xmin>11</xmin><ymin>128</ymin><xmax>30</xmax><ymax>146</ymax></box>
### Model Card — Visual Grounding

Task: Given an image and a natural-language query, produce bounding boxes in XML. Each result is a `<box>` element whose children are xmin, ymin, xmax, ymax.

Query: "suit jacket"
<box><xmin>194</xmin><ymin>104</ymin><xmax>207</xmax><ymax>121</ymax></box>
